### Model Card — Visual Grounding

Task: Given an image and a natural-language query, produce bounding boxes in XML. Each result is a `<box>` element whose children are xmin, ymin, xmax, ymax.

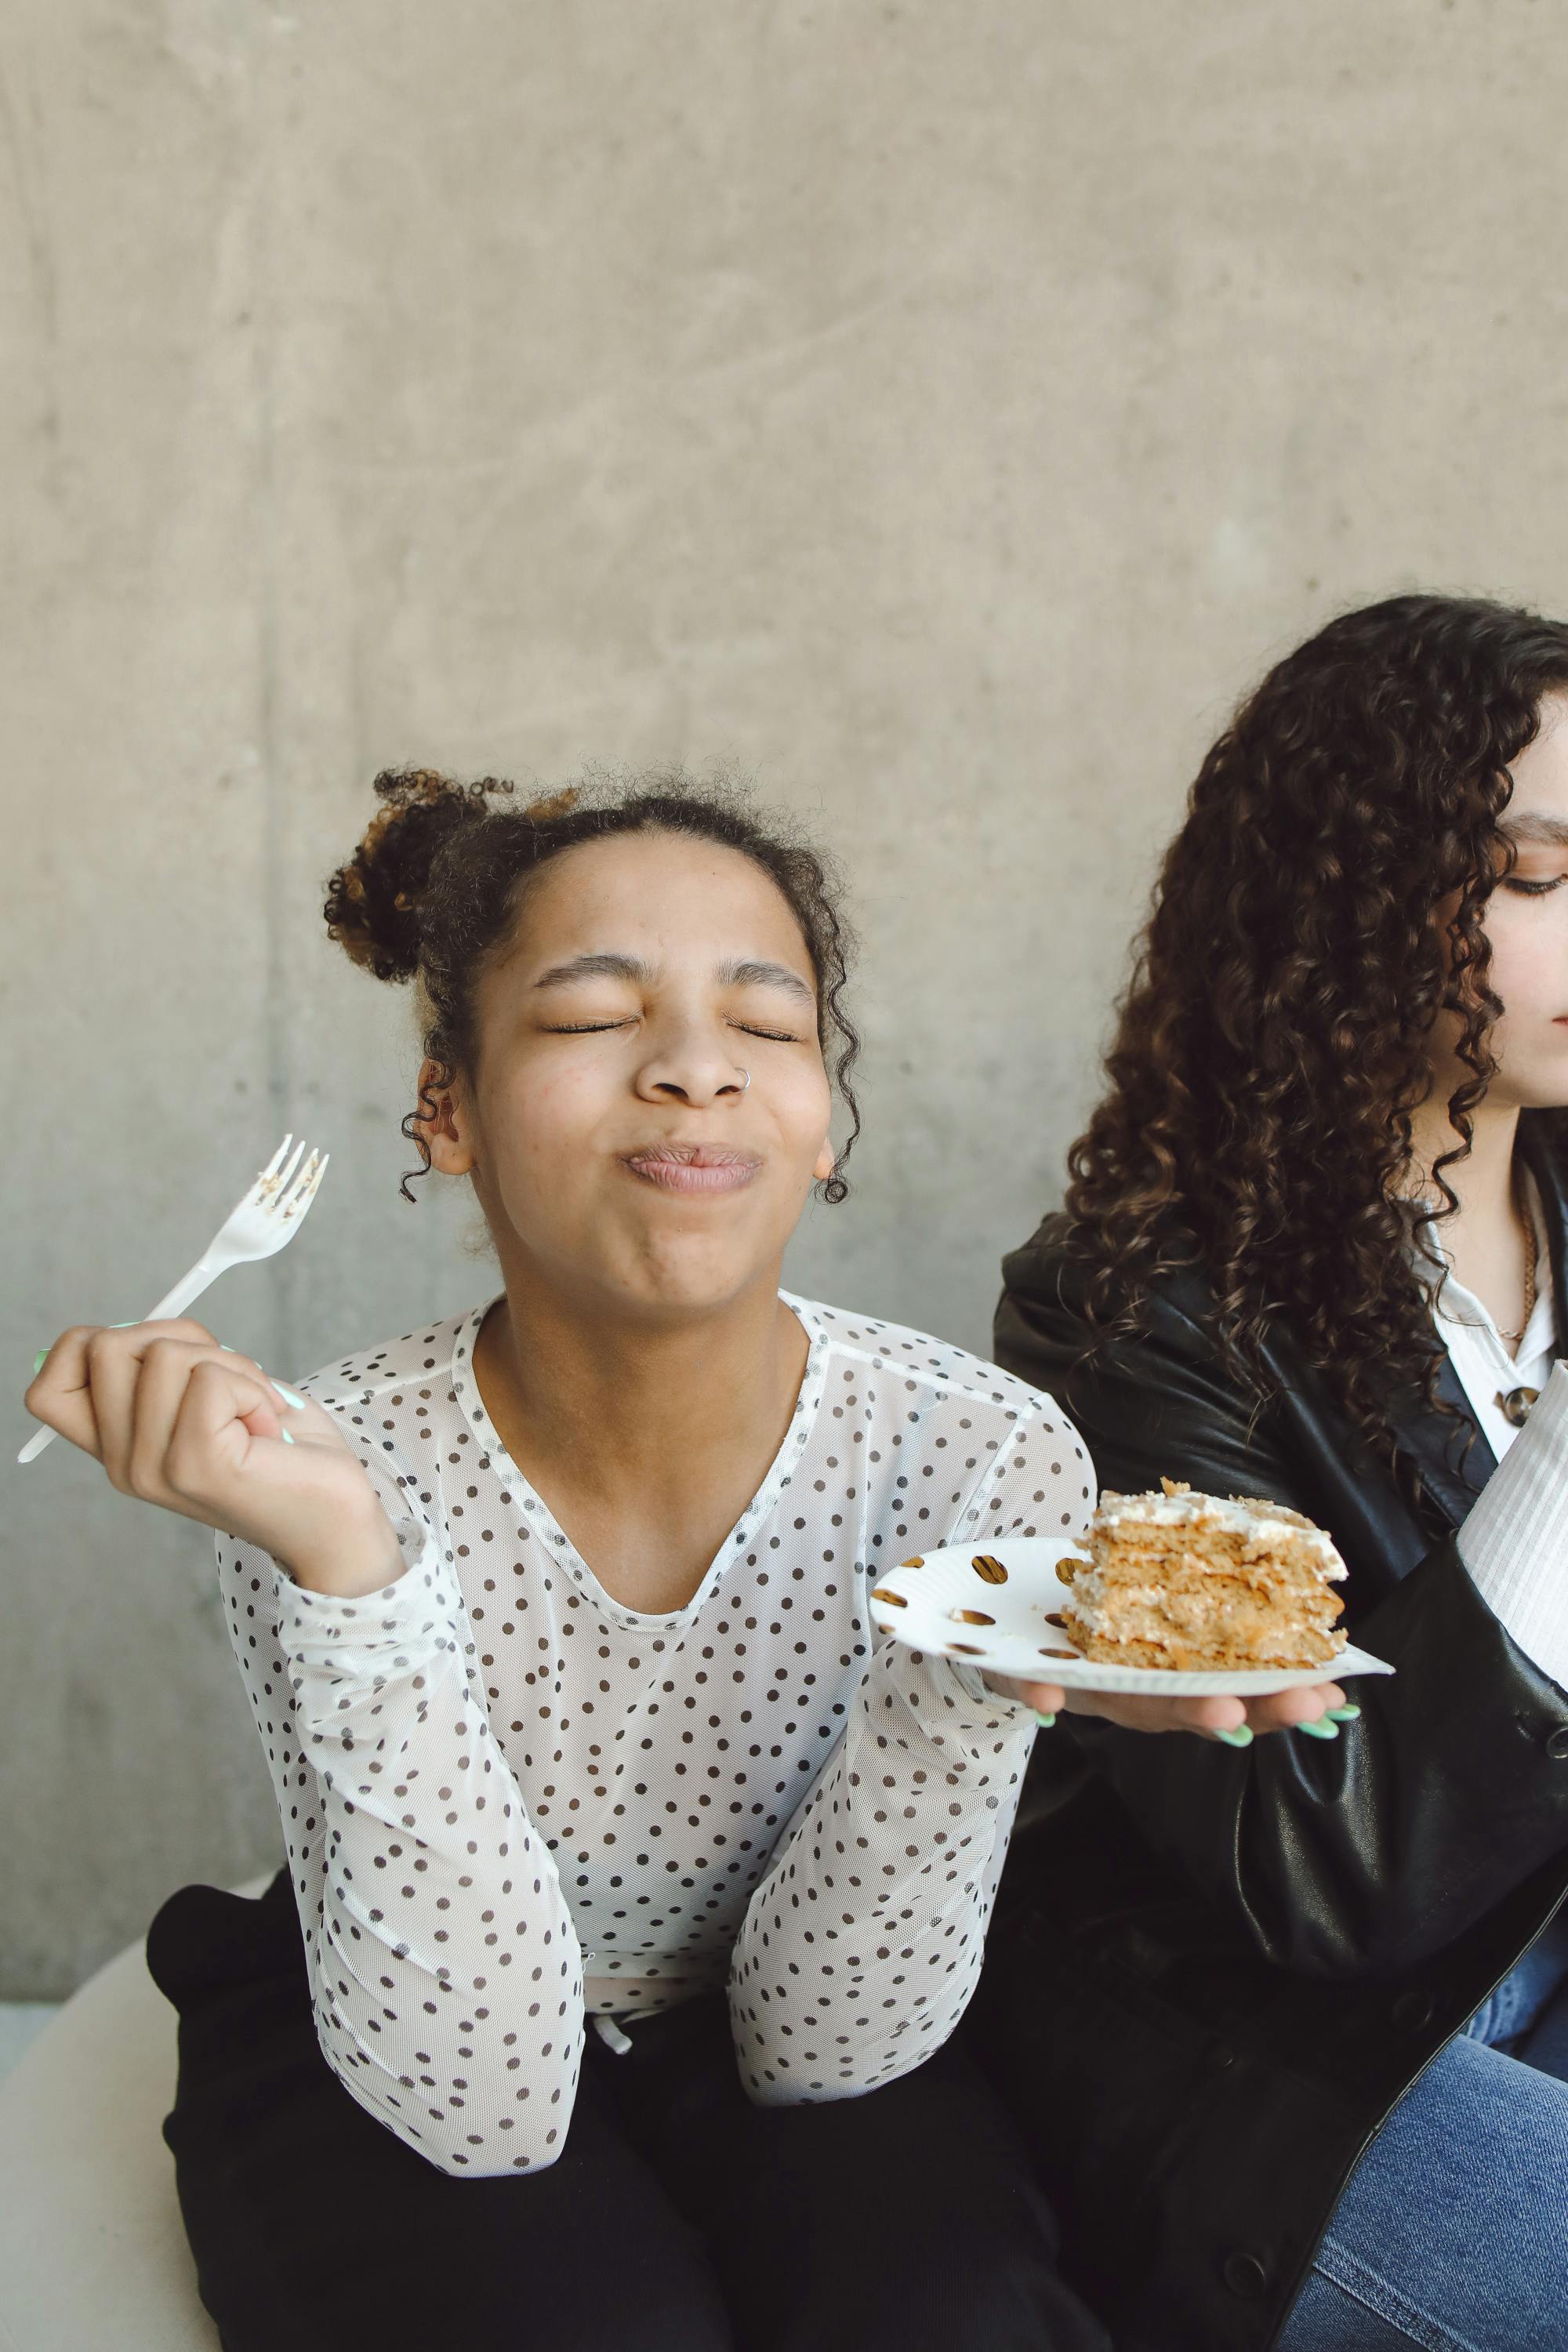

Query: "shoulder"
<box><xmin>296</xmin><ymin>1306</ymin><xmax>481</xmax><ymax>1414</ymax></box>
<box><xmin>1000</xmin><ymin>1210</ymin><xmax>1081</xmax><ymax>1316</ymax></box>
<box><xmin>997</xmin><ymin>1212</ymin><xmax>1221</xmax><ymax>1367</ymax></box>
<box><xmin>295</xmin><ymin>1305</ymin><xmax>486</xmax><ymax>1501</ymax></box>
<box><xmin>789</xmin><ymin>1291</ymin><xmax>1070</xmax><ymax>1435</ymax></box>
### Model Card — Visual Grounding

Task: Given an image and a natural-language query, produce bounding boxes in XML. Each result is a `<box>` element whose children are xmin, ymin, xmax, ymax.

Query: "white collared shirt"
<box><xmin>1416</xmin><ymin>1171</ymin><xmax>1559</xmax><ymax>1462</ymax></box>
<box><xmin>1410</xmin><ymin>1174</ymin><xmax>1568</xmax><ymax>1690</ymax></box>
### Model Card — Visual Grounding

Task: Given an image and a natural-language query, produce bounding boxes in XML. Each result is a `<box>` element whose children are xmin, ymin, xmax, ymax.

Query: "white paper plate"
<box><xmin>869</xmin><ymin>1536</ymin><xmax>1396</xmax><ymax>1698</ymax></box>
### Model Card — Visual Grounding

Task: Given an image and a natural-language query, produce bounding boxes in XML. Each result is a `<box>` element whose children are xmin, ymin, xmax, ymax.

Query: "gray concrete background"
<box><xmin>7</xmin><ymin>0</ymin><xmax>1568</xmax><ymax>1994</ymax></box>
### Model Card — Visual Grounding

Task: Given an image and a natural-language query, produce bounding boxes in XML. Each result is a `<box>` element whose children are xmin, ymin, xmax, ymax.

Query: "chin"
<box><xmin>1508</xmin><ymin>1043</ymin><xmax>1568</xmax><ymax>1102</ymax></box>
<box><xmin>609</xmin><ymin>1243</ymin><xmax>775</xmax><ymax>1319</ymax></box>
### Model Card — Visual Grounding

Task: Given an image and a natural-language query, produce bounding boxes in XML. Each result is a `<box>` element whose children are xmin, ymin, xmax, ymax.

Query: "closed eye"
<box><xmin>1501</xmin><ymin>876</ymin><xmax>1566</xmax><ymax>895</ymax></box>
<box><xmin>541</xmin><ymin>1018</ymin><xmax>806</xmax><ymax>1040</ymax></box>
<box><xmin>540</xmin><ymin>1020</ymin><xmax>637</xmax><ymax>1033</ymax></box>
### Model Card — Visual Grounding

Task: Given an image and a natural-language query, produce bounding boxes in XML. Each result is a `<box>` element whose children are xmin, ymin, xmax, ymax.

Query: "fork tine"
<box><xmin>282</xmin><ymin>1149</ymin><xmax>328</xmax><ymax>1221</ymax></box>
<box><xmin>259</xmin><ymin>1134</ymin><xmax>292</xmax><ymax>1185</ymax></box>
<box><xmin>270</xmin><ymin>1138</ymin><xmax>308</xmax><ymax>1198</ymax></box>
<box><xmin>281</xmin><ymin>1146</ymin><xmax>321</xmax><ymax>1211</ymax></box>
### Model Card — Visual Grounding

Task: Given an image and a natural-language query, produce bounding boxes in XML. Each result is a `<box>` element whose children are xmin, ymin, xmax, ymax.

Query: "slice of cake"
<box><xmin>1061</xmin><ymin>1479</ymin><xmax>1348</xmax><ymax>1670</ymax></box>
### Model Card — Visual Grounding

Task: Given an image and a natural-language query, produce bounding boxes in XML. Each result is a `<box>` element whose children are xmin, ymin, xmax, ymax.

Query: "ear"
<box><xmin>812</xmin><ymin>1137</ymin><xmax>837</xmax><ymax>1184</ymax></box>
<box><xmin>414</xmin><ymin>1059</ymin><xmax>478</xmax><ymax>1177</ymax></box>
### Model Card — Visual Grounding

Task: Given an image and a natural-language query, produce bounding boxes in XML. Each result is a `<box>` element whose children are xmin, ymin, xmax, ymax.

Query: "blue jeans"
<box><xmin>1277</xmin><ymin>1911</ymin><xmax>1568</xmax><ymax>2350</ymax></box>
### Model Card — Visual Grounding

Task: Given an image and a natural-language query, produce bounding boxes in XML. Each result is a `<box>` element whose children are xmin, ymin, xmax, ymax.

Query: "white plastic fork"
<box><xmin>18</xmin><ymin>1134</ymin><xmax>329</xmax><ymax>1465</ymax></box>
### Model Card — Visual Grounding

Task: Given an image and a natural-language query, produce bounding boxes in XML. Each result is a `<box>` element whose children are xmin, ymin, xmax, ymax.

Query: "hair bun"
<box><xmin>324</xmin><ymin>768</ymin><xmax>510</xmax><ymax>982</ymax></box>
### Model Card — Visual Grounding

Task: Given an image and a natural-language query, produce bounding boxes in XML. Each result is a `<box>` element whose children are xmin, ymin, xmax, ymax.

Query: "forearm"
<box><xmin>265</xmin><ymin>1539</ymin><xmax>584</xmax><ymax>2174</ymax></box>
<box><xmin>729</xmin><ymin>1644</ymin><xmax>1036</xmax><ymax>2103</ymax></box>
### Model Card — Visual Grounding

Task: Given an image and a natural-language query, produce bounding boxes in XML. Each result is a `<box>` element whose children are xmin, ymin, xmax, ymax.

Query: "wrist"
<box><xmin>281</xmin><ymin>1500</ymin><xmax>408</xmax><ymax>1599</ymax></box>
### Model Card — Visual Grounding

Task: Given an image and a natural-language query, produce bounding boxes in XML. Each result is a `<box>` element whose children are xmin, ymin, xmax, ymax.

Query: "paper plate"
<box><xmin>869</xmin><ymin>1536</ymin><xmax>1395</xmax><ymax>1698</ymax></box>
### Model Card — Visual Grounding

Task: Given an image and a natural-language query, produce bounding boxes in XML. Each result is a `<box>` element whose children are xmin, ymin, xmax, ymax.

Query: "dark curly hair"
<box><xmin>1065</xmin><ymin>592</ymin><xmax>1568</xmax><ymax>1458</ymax></box>
<box><xmin>324</xmin><ymin>765</ymin><xmax>862</xmax><ymax>1204</ymax></box>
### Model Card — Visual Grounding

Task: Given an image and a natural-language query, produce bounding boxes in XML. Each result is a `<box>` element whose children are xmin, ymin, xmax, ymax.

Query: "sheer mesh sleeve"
<box><xmin>219</xmin><ymin>1476</ymin><xmax>586</xmax><ymax>2176</ymax></box>
<box><xmin>728</xmin><ymin>1399</ymin><xmax>1091</xmax><ymax>2102</ymax></box>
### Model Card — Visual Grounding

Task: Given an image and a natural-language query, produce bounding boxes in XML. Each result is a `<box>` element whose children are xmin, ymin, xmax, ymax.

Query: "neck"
<box><xmin>474</xmin><ymin>1255</ymin><xmax>805</xmax><ymax>1499</ymax></box>
<box><xmin>1406</xmin><ymin>1090</ymin><xmax>1523</xmax><ymax>1219</ymax></box>
<box><xmin>1406</xmin><ymin>1091</ymin><xmax>1538</xmax><ymax>1352</ymax></box>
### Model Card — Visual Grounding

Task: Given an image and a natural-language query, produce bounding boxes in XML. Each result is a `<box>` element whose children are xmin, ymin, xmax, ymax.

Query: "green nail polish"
<box><xmin>1298</xmin><ymin>1717</ymin><xmax>1339</xmax><ymax>1739</ymax></box>
<box><xmin>1214</xmin><ymin>1726</ymin><xmax>1254</xmax><ymax>1748</ymax></box>
<box><xmin>1033</xmin><ymin>1711</ymin><xmax>1057</xmax><ymax>1729</ymax></box>
<box><xmin>33</xmin><ymin>1349</ymin><xmax>47</xmax><ymax>1375</ymax></box>
<box><xmin>271</xmin><ymin>1381</ymin><xmax>308</xmax><ymax>1410</ymax></box>
<box><xmin>109</xmin><ymin>1322</ymin><xmax>136</xmax><ymax>1329</ymax></box>
<box><xmin>1327</xmin><ymin>1704</ymin><xmax>1361</xmax><ymax>1721</ymax></box>
<box><xmin>280</xmin><ymin>1428</ymin><xmax>296</xmax><ymax>1446</ymax></box>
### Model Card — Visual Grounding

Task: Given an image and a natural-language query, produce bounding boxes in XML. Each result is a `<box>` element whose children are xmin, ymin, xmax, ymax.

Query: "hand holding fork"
<box><xmin>21</xmin><ymin>1137</ymin><xmax>404</xmax><ymax>1597</ymax></box>
<box><xmin>20</xmin><ymin>1137</ymin><xmax>328</xmax><ymax>1465</ymax></box>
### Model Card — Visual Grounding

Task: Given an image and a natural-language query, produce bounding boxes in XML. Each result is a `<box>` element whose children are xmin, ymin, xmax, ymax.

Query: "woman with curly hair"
<box><xmin>25</xmin><ymin>769</ymin><xmax>1298</xmax><ymax>2352</ymax></box>
<box><xmin>978</xmin><ymin>593</ymin><xmax>1568</xmax><ymax>2351</ymax></box>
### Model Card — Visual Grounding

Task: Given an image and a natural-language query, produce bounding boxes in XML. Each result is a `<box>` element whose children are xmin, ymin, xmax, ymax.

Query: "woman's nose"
<box><xmin>634</xmin><ymin>1025</ymin><xmax>747</xmax><ymax>1106</ymax></box>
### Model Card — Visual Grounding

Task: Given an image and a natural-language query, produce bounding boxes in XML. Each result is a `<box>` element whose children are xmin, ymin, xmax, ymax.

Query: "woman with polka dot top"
<box><xmin>27</xmin><ymin>771</ymin><xmax>1333</xmax><ymax>2352</ymax></box>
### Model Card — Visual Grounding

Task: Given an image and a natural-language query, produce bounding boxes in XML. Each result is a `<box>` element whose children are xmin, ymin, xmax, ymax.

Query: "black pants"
<box><xmin>146</xmin><ymin>1870</ymin><xmax>1109</xmax><ymax>2352</ymax></box>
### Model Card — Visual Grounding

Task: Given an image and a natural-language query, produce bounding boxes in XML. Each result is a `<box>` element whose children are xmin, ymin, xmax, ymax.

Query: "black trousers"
<box><xmin>146</xmin><ymin>1870</ymin><xmax>1109</xmax><ymax>2352</ymax></box>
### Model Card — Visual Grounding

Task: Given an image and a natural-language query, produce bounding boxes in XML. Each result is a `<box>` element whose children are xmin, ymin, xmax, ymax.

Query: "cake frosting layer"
<box><xmin>1093</xmin><ymin>1486</ymin><xmax>1347</xmax><ymax>1577</ymax></box>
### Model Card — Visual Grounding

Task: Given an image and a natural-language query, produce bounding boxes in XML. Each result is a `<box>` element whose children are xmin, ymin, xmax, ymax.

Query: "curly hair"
<box><xmin>323</xmin><ymin>765</ymin><xmax>862</xmax><ymax>1204</ymax></box>
<box><xmin>1065</xmin><ymin>592</ymin><xmax>1568</xmax><ymax>1457</ymax></box>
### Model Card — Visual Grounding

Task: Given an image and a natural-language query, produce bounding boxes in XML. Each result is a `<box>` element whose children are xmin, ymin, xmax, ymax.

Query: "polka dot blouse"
<box><xmin>219</xmin><ymin>1291</ymin><xmax>1094</xmax><ymax>2176</ymax></box>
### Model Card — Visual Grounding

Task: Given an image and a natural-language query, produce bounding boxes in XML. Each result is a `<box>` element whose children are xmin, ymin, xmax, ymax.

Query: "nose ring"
<box><xmin>736</xmin><ymin>1067</ymin><xmax>751</xmax><ymax>1091</ymax></box>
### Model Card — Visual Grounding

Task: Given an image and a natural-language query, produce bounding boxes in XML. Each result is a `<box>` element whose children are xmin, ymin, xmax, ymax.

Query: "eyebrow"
<box><xmin>716</xmin><ymin>957</ymin><xmax>817</xmax><ymax>1006</ymax></box>
<box><xmin>532</xmin><ymin>953</ymin><xmax>653</xmax><ymax>992</ymax></box>
<box><xmin>531</xmin><ymin>950</ymin><xmax>816</xmax><ymax>1005</ymax></box>
<box><xmin>1501</xmin><ymin>814</ymin><xmax>1568</xmax><ymax>848</ymax></box>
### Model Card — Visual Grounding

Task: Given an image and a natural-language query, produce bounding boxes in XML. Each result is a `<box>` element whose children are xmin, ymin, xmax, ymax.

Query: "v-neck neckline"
<box><xmin>447</xmin><ymin>1290</ymin><xmax>829</xmax><ymax>1632</ymax></box>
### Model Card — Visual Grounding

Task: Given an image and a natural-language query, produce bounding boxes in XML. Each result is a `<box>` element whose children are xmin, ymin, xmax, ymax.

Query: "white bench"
<box><xmin>0</xmin><ymin>1880</ymin><xmax>272</xmax><ymax>2352</ymax></box>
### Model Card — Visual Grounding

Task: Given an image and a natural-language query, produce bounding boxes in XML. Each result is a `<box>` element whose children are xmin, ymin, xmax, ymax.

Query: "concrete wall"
<box><xmin>8</xmin><ymin>0</ymin><xmax>1568</xmax><ymax>1992</ymax></box>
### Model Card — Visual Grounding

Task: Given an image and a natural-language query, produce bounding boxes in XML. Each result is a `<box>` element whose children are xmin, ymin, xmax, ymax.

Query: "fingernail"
<box><xmin>32</xmin><ymin>1349</ymin><xmax>47</xmax><ymax>1374</ymax></box>
<box><xmin>1033</xmin><ymin>1711</ymin><xmax>1057</xmax><ymax>1729</ymax></box>
<box><xmin>1214</xmin><ymin>1726</ymin><xmax>1254</xmax><ymax>1748</ymax></box>
<box><xmin>109</xmin><ymin>1322</ymin><xmax>136</xmax><ymax>1329</ymax></box>
<box><xmin>279</xmin><ymin>1428</ymin><xmax>296</xmax><ymax>1446</ymax></box>
<box><xmin>270</xmin><ymin>1381</ymin><xmax>308</xmax><ymax>1410</ymax></box>
<box><xmin>220</xmin><ymin>1343</ymin><xmax>236</xmax><ymax>1353</ymax></box>
<box><xmin>1297</xmin><ymin>1718</ymin><xmax>1339</xmax><ymax>1739</ymax></box>
<box><xmin>1327</xmin><ymin>1704</ymin><xmax>1361</xmax><ymax>1722</ymax></box>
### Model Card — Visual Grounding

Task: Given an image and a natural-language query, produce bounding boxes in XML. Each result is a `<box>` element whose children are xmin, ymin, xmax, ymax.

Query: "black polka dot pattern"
<box><xmin>218</xmin><ymin>1291</ymin><xmax>1094</xmax><ymax>2172</ymax></box>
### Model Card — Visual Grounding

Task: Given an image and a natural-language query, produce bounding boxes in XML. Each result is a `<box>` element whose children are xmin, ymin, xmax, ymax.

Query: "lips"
<box><xmin>620</xmin><ymin>1142</ymin><xmax>763</xmax><ymax>1196</ymax></box>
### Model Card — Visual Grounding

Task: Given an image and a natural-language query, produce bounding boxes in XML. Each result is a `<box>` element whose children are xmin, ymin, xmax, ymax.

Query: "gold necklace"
<box><xmin>1497</xmin><ymin>1167</ymin><xmax>1538</xmax><ymax>1346</ymax></box>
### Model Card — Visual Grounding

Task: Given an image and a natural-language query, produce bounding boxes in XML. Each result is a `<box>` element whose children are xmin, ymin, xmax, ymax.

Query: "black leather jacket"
<box><xmin>967</xmin><ymin>1113</ymin><xmax>1568</xmax><ymax>2352</ymax></box>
